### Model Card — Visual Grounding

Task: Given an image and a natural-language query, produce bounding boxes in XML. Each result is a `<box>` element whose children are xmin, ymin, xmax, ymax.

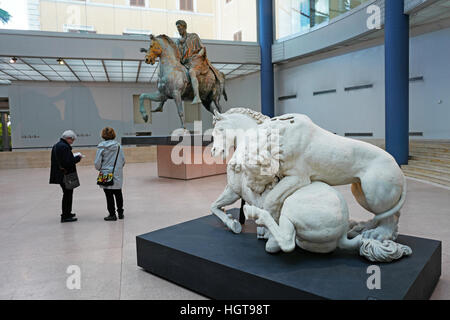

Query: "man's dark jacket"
<box><xmin>49</xmin><ymin>138</ymin><xmax>81</xmax><ymax>184</ymax></box>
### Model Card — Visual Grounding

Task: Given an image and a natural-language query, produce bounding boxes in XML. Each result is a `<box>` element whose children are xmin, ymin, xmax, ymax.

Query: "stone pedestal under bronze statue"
<box><xmin>122</xmin><ymin>135</ymin><xmax>227</xmax><ymax>180</ymax></box>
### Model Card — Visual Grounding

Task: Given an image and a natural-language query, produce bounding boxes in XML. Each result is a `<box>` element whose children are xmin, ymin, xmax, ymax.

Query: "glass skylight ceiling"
<box><xmin>0</xmin><ymin>57</ymin><xmax>260</xmax><ymax>83</ymax></box>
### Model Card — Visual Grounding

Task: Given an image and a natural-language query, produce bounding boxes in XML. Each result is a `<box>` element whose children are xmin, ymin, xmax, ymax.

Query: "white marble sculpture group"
<box><xmin>210</xmin><ymin>108</ymin><xmax>412</xmax><ymax>262</ymax></box>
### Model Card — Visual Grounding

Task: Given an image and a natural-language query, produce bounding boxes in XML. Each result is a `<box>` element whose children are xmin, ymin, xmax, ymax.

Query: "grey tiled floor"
<box><xmin>0</xmin><ymin>163</ymin><xmax>449</xmax><ymax>299</ymax></box>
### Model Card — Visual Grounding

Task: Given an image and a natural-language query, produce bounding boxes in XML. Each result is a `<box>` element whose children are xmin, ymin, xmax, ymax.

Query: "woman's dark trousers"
<box><xmin>103</xmin><ymin>189</ymin><xmax>123</xmax><ymax>215</ymax></box>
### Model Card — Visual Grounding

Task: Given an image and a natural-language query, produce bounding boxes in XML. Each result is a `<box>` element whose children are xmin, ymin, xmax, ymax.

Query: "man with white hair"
<box><xmin>49</xmin><ymin>130</ymin><xmax>83</xmax><ymax>223</ymax></box>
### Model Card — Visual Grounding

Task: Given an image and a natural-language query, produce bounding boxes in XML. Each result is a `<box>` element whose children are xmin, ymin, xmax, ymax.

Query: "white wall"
<box><xmin>7</xmin><ymin>73</ymin><xmax>262</xmax><ymax>149</ymax></box>
<box><xmin>222</xmin><ymin>71</ymin><xmax>261</xmax><ymax>113</ymax></box>
<box><xmin>0</xmin><ymin>85</ymin><xmax>9</xmax><ymax>98</ymax></box>
<box><xmin>274</xmin><ymin>27</ymin><xmax>450</xmax><ymax>139</ymax></box>
<box><xmin>409</xmin><ymin>28</ymin><xmax>450</xmax><ymax>139</ymax></box>
<box><xmin>8</xmin><ymin>82</ymin><xmax>188</xmax><ymax>149</ymax></box>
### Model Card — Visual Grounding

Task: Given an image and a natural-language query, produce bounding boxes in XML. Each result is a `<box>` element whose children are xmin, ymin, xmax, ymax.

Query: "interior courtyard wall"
<box><xmin>0</xmin><ymin>85</ymin><xmax>8</xmax><ymax>98</ymax></box>
<box><xmin>7</xmin><ymin>72</ymin><xmax>261</xmax><ymax>149</ymax></box>
<box><xmin>274</xmin><ymin>27</ymin><xmax>450</xmax><ymax>139</ymax></box>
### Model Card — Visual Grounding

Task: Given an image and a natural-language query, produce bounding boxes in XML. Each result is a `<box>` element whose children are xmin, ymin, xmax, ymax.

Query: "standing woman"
<box><xmin>95</xmin><ymin>127</ymin><xmax>126</xmax><ymax>221</ymax></box>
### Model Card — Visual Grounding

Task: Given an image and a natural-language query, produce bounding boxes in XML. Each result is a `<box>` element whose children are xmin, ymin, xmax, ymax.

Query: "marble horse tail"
<box><xmin>337</xmin><ymin>233</ymin><xmax>412</xmax><ymax>263</ymax></box>
<box><xmin>371</xmin><ymin>175</ymin><xmax>407</xmax><ymax>222</ymax></box>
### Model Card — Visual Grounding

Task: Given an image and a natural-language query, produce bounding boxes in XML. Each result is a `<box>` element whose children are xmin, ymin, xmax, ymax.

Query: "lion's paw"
<box><xmin>362</xmin><ymin>225</ymin><xmax>395</xmax><ymax>241</ymax></box>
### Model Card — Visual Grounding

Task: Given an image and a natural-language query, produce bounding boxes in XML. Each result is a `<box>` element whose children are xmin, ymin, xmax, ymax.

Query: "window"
<box><xmin>180</xmin><ymin>0</ymin><xmax>194</xmax><ymax>11</ymax></box>
<box><xmin>233</xmin><ymin>31</ymin><xmax>242</xmax><ymax>41</ymax></box>
<box><xmin>130</xmin><ymin>0</ymin><xmax>145</xmax><ymax>7</ymax></box>
<box><xmin>63</xmin><ymin>24</ymin><xmax>96</xmax><ymax>34</ymax></box>
<box><xmin>275</xmin><ymin>0</ymin><xmax>370</xmax><ymax>40</ymax></box>
<box><xmin>123</xmin><ymin>28</ymin><xmax>152</xmax><ymax>36</ymax></box>
<box><xmin>67</xmin><ymin>29</ymin><xmax>97</xmax><ymax>34</ymax></box>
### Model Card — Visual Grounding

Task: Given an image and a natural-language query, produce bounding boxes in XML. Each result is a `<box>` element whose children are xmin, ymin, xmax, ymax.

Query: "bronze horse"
<box><xmin>139</xmin><ymin>34</ymin><xmax>227</xmax><ymax>127</ymax></box>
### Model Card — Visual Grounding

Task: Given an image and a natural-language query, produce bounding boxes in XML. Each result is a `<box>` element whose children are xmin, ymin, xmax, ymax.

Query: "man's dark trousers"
<box><xmin>60</xmin><ymin>183</ymin><xmax>73</xmax><ymax>217</ymax></box>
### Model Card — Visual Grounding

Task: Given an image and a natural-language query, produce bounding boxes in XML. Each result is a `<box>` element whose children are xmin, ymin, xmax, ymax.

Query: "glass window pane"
<box><xmin>87</xmin><ymin>66</ymin><xmax>105</xmax><ymax>72</ymax></box>
<box><xmin>105</xmin><ymin>67</ymin><xmax>122</xmax><ymax>73</ymax></box>
<box><xmin>34</xmin><ymin>65</ymin><xmax>53</xmax><ymax>71</ymax></box>
<box><xmin>275</xmin><ymin>0</ymin><xmax>369</xmax><ymax>40</ymax></box>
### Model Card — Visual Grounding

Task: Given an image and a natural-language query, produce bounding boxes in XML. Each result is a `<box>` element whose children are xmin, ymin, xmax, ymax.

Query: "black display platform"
<box><xmin>136</xmin><ymin>209</ymin><xmax>441</xmax><ymax>300</ymax></box>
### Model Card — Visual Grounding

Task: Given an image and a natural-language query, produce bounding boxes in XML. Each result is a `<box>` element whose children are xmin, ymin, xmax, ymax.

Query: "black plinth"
<box><xmin>122</xmin><ymin>135</ymin><xmax>212</xmax><ymax>146</ymax></box>
<box><xmin>136</xmin><ymin>209</ymin><xmax>441</xmax><ymax>300</ymax></box>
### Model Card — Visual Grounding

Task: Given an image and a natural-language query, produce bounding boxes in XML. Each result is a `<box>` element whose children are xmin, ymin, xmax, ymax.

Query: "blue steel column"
<box><xmin>258</xmin><ymin>0</ymin><xmax>275</xmax><ymax>117</ymax></box>
<box><xmin>385</xmin><ymin>0</ymin><xmax>409</xmax><ymax>165</ymax></box>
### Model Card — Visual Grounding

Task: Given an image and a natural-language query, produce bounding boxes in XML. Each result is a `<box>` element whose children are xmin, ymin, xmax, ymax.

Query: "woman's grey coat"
<box><xmin>94</xmin><ymin>140</ymin><xmax>125</xmax><ymax>189</ymax></box>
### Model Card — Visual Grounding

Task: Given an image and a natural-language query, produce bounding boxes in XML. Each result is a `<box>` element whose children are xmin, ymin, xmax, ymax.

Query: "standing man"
<box><xmin>50</xmin><ymin>130</ymin><xmax>82</xmax><ymax>223</ymax></box>
<box><xmin>175</xmin><ymin>20</ymin><xmax>205</xmax><ymax>104</ymax></box>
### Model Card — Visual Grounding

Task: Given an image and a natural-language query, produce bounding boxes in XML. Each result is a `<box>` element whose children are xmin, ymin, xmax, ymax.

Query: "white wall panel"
<box><xmin>274</xmin><ymin>27</ymin><xmax>450</xmax><ymax>139</ymax></box>
<box><xmin>0</xmin><ymin>85</ymin><xmax>9</xmax><ymax>98</ymax></box>
<box><xmin>7</xmin><ymin>74</ymin><xmax>262</xmax><ymax>149</ymax></box>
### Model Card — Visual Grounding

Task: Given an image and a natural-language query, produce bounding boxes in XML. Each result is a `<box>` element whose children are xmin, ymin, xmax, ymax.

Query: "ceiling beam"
<box><xmin>136</xmin><ymin>60</ymin><xmax>142</xmax><ymax>83</ymax></box>
<box><xmin>102</xmin><ymin>60</ymin><xmax>110</xmax><ymax>82</ymax></box>
<box><xmin>0</xmin><ymin>69</ymin><xmax>18</xmax><ymax>81</ymax></box>
<box><xmin>62</xmin><ymin>59</ymin><xmax>81</xmax><ymax>82</ymax></box>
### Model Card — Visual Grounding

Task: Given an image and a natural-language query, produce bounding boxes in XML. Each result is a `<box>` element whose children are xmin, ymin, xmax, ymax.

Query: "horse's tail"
<box><xmin>221</xmin><ymin>72</ymin><xmax>228</xmax><ymax>101</ymax></box>
<box><xmin>206</xmin><ymin>58</ymin><xmax>221</xmax><ymax>82</ymax></box>
<box><xmin>205</xmin><ymin>58</ymin><xmax>227</xmax><ymax>101</ymax></box>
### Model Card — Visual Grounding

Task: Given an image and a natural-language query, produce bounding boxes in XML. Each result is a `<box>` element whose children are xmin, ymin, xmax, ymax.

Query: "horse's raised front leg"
<box><xmin>139</xmin><ymin>92</ymin><xmax>166</xmax><ymax>122</ymax></box>
<box><xmin>152</xmin><ymin>100</ymin><xmax>166</xmax><ymax>113</ymax></box>
<box><xmin>210</xmin><ymin>185</ymin><xmax>242</xmax><ymax>234</ymax></box>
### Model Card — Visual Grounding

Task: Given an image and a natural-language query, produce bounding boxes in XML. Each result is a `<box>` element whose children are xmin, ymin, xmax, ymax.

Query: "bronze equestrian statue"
<box><xmin>139</xmin><ymin>20</ymin><xmax>227</xmax><ymax>128</ymax></box>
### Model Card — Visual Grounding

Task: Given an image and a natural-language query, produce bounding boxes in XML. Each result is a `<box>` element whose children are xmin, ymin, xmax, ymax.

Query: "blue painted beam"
<box><xmin>258</xmin><ymin>0</ymin><xmax>275</xmax><ymax>118</ymax></box>
<box><xmin>385</xmin><ymin>0</ymin><xmax>410</xmax><ymax>165</ymax></box>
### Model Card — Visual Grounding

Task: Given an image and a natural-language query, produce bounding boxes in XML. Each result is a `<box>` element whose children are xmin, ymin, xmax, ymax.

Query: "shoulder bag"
<box><xmin>54</xmin><ymin>147</ymin><xmax>80</xmax><ymax>190</ymax></box>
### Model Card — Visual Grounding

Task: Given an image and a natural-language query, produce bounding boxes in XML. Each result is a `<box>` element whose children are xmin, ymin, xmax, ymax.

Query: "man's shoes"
<box><xmin>118</xmin><ymin>210</ymin><xmax>124</xmax><ymax>220</ymax></box>
<box><xmin>104</xmin><ymin>214</ymin><xmax>117</xmax><ymax>221</ymax></box>
<box><xmin>69</xmin><ymin>213</ymin><xmax>76</xmax><ymax>218</ymax></box>
<box><xmin>61</xmin><ymin>216</ymin><xmax>78</xmax><ymax>223</ymax></box>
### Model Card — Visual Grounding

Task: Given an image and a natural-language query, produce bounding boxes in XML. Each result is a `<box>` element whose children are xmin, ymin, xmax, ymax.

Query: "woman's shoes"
<box><xmin>61</xmin><ymin>216</ymin><xmax>77</xmax><ymax>223</ymax></box>
<box><xmin>104</xmin><ymin>210</ymin><xmax>123</xmax><ymax>221</ymax></box>
<box><xmin>104</xmin><ymin>214</ymin><xmax>117</xmax><ymax>221</ymax></box>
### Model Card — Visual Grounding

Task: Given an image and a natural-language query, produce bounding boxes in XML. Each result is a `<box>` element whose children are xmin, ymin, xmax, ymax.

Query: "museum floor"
<box><xmin>0</xmin><ymin>162</ymin><xmax>449</xmax><ymax>300</ymax></box>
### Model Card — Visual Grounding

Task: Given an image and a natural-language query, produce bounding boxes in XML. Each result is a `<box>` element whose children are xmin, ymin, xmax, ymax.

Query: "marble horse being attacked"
<box><xmin>139</xmin><ymin>20</ymin><xmax>227</xmax><ymax>128</ymax></box>
<box><xmin>210</xmin><ymin>108</ymin><xmax>412</xmax><ymax>262</ymax></box>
